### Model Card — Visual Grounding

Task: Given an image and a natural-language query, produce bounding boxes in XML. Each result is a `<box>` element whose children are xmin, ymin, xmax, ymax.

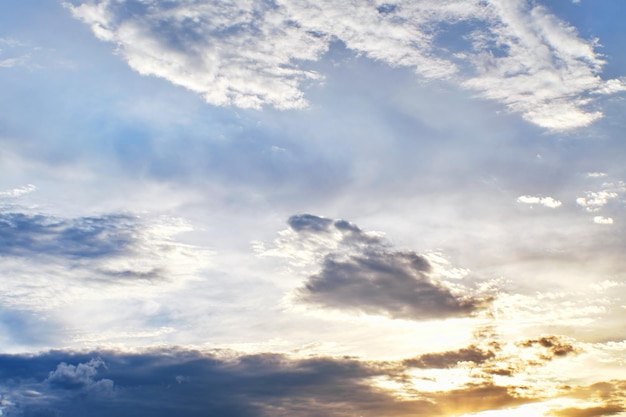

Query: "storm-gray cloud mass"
<box><xmin>0</xmin><ymin>348</ymin><xmax>544</xmax><ymax>417</ymax></box>
<box><xmin>285</xmin><ymin>214</ymin><xmax>490</xmax><ymax>320</ymax></box>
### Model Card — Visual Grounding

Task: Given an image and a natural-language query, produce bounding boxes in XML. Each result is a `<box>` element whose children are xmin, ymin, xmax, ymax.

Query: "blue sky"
<box><xmin>1</xmin><ymin>1</ymin><xmax>626</xmax><ymax>416</ymax></box>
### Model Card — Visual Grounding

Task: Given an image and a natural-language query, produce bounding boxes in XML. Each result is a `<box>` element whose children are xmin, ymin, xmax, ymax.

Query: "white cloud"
<box><xmin>593</xmin><ymin>216</ymin><xmax>613</xmax><ymax>225</ymax></box>
<box><xmin>0</xmin><ymin>38</ymin><xmax>33</xmax><ymax>69</ymax></box>
<box><xmin>576</xmin><ymin>181</ymin><xmax>625</xmax><ymax>212</ymax></box>
<box><xmin>587</xmin><ymin>172</ymin><xmax>607</xmax><ymax>178</ymax></box>
<box><xmin>65</xmin><ymin>0</ymin><xmax>328</xmax><ymax>110</ymax></box>
<box><xmin>517</xmin><ymin>195</ymin><xmax>562</xmax><ymax>208</ymax></box>
<box><xmin>0</xmin><ymin>184</ymin><xmax>36</xmax><ymax>198</ymax></box>
<box><xmin>66</xmin><ymin>0</ymin><xmax>624</xmax><ymax>130</ymax></box>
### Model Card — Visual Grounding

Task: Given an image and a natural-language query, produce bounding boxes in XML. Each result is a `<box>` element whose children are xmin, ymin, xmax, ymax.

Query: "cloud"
<box><xmin>0</xmin><ymin>206</ymin><xmax>213</xmax><ymax>346</ymax></box>
<box><xmin>0</xmin><ymin>38</ymin><xmax>32</xmax><ymax>69</ymax></box>
<box><xmin>0</xmin><ymin>208</ymin><xmax>210</xmax><ymax>283</ymax></box>
<box><xmin>2</xmin><ymin>346</ymin><xmax>621</xmax><ymax>417</ymax></box>
<box><xmin>593</xmin><ymin>216</ymin><xmax>614</xmax><ymax>225</ymax></box>
<box><xmin>263</xmin><ymin>214</ymin><xmax>490</xmax><ymax>320</ymax></box>
<box><xmin>0</xmin><ymin>349</ymin><xmax>425</xmax><ymax>417</ymax></box>
<box><xmin>0</xmin><ymin>212</ymin><xmax>136</xmax><ymax>259</ymax></box>
<box><xmin>66</xmin><ymin>0</ymin><xmax>625</xmax><ymax>129</ymax></box>
<box><xmin>0</xmin><ymin>348</ymin><xmax>548</xmax><ymax>417</ymax></box>
<box><xmin>65</xmin><ymin>0</ymin><xmax>328</xmax><ymax>110</ymax></box>
<box><xmin>403</xmin><ymin>345</ymin><xmax>496</xmax><ymax>369</ymax></box>
<box><xmin>577</xmin><ymin>180</ymin><xmax>625</xmax><ymax>212</ymax></box>
<box><xmin>299</xmin><ymin>251</ymin><xmax>487</xmax><ymax>320</ymax></box>
<box><xmin>517</xmin><ymin>195</ymin><xmax>562</xmax><ymax>208</ymax></box>
<box><xmin>46</xmin><ymin>358</ymin><xmax>114</xmax><ymax>394</ymax></box>
<box><xmin>0</xmin><ymin>184</ymin><xmax>36</xmax><ymax>198</ymax></box>
<box><xmin>519</xmin><ymin>335</ymin><xmax>579</xmax><ymax>360</ymax></box>
<box><xmin>550</xmin><ymin>405</ymin><xmax>625</xmax><ymax>417</ymax></box>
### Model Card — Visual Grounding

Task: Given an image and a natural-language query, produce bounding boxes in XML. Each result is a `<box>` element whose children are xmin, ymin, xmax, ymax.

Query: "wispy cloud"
<box><xmin>0</xmin><ymin>184</ymin><xmax>36</xmax><ymax>198</ymax></box>
<box><xmin>66</xmin><ymin>0</ymin><xmax>625</xmax><ymax>130</ymax></box>
<box><xmin>0</xmin><ymin>207</ymin><xmax>212</xmax><ymax>349</ymax></box>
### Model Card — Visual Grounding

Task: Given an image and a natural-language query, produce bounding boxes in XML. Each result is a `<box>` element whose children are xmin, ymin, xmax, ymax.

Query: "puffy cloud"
<box><xmin>517</xmin><ymin>195</ymin><xmax>562</xmax><ymax>208</ymax></box>
<box><xmin>264</xmin><ymin>214</ymin><xmax>491</xmax><ymax>320</ymax></box>
<box><xmin>66</xmin><ymin>0</ymin><xmax>625</xmax><ymax>130</ymax></box>
<box><xmin>577</xmin><ymin>191</ymin><xmax>619</xmax><ymax>212</ymax></box>
<box><xmin>46</xmin><ymin>358</ymin><xmax>113</xmax><ymax>393</ymax></box>
<box><xmin>593</xmin><ymin>216</ymin><xmax>614</xmax><ymax>225</ymax></box>
<box><xmin>577</xmin><ymin>180</ymin><xmax>625</xmax><ymax>212</ymax></box>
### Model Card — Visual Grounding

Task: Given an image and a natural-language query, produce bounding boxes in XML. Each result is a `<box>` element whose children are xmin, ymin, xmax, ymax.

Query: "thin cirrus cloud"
<box><xmin>262</xmin><ymin>214</ymin><xmax>491</xmax><ymax>320</ymax></box>
<box><xmin>65</xmin><ymin>0</ymin><xmax>625</xmax><ymax>131</ymax></box>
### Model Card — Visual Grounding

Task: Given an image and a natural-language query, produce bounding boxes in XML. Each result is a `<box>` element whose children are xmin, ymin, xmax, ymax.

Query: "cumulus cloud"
<box><xmin>263</xmin><ymin>214</ymin><xmax>490</xmax><ymax>320</ymax></box>
<box><xmin>577</xmin><ymin>180</ymin><xmax>625</xmax><ymax>212</ymax></box>
<box><xmin>593</xmin><ymin>216</ymin><xmax>614</xmax><ymax>225</ymax></box>
<box><xmin>517</xmin><ymin>195</ymin><xmax>562</xmax><ymax>208</ymax></box>
<box><xmin>66</xmin><ymin>0</ymin><xmax>625</xmax><ymax>130</ymax></box>
<box><xmin>46</xmin><ymin>358</ymin><xmax>114</xmax><ymax>394</ymax></box>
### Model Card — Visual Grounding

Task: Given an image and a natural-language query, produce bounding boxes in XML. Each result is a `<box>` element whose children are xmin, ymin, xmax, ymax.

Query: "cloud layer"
<box><xmin>66</xmin><ymin>0</ymin><xmax>625</xmax><ymax>130</ymax></box>
<box><xmin>0</xmin><ymin>340</ymin><xmax>623</xmax><ymax>417</ymax></box>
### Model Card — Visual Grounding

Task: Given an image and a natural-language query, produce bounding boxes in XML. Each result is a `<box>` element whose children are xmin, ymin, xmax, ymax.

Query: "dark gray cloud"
<box><xmin>403</xmin><ymin>345</ymin><xmax>496</xmax><ymax>369</ymax></box>
<box><xmin>0</xmin><ymin>348</ymin><xmax>547</xmax><ymax>417</ymax></box>
<box><xmin>0</xmin><ymin>349</ymin><xmax>423</xmax><ymax>417</ymax></box>
<box><xmin>287</xmin><ymin>214</ymin><xmax>489</xmax><ymax>320</ymax></box>
<box><xmin>299</xmin><ymin>251</ymin><xmax>483</xmax><ymax>319</ymax></box>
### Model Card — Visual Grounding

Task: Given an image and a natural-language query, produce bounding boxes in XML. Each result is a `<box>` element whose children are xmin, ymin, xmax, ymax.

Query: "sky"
<box><xmin>0</xmin><ymin>0</ymin><xmax>625</xmax><ymax>416</ymax></box>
